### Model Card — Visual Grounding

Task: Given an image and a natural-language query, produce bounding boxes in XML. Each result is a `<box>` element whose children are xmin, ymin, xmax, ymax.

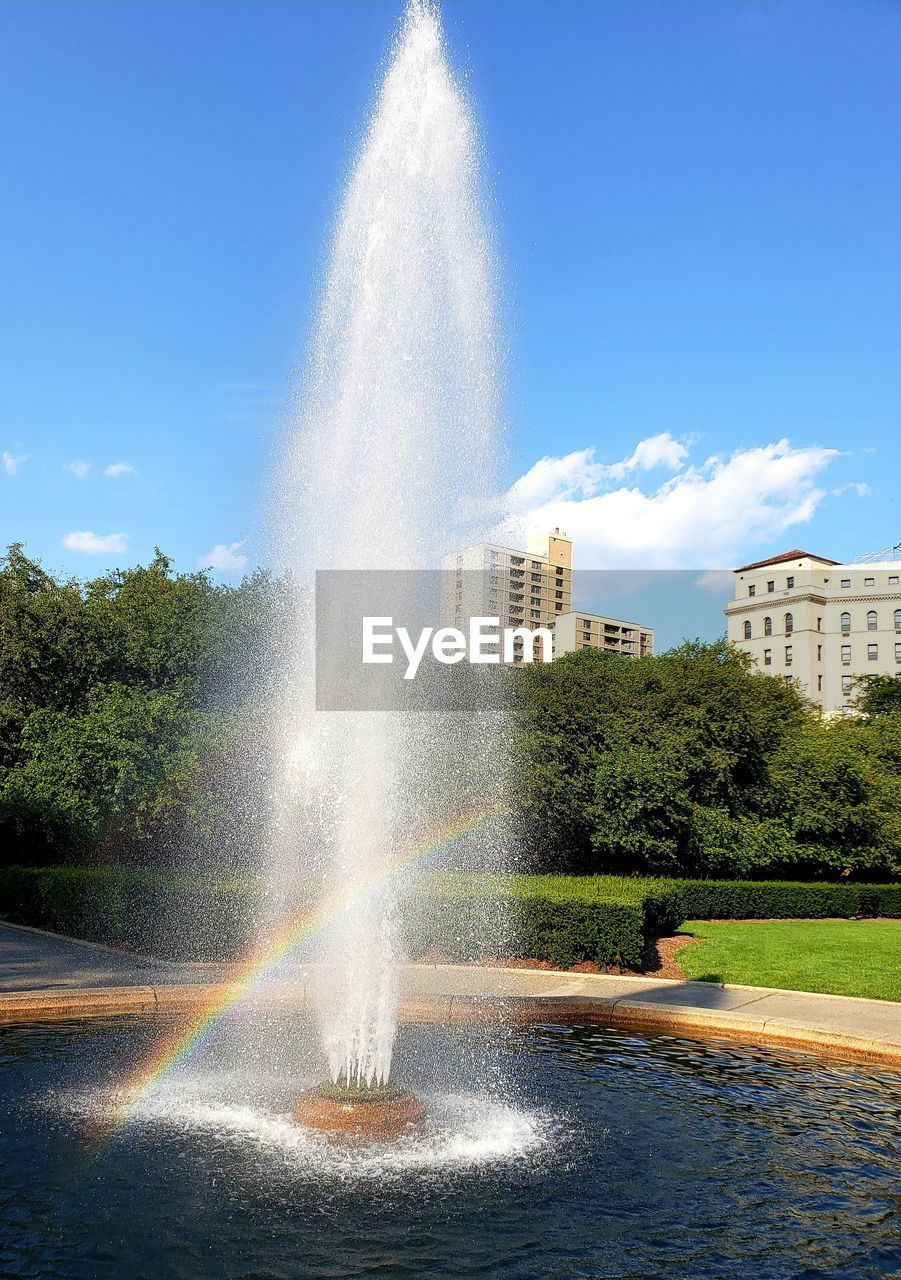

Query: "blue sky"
<box><xmin>1</xmin><ymin>0</ymin><xmax>898</xmax><ymax>586</ymax></box>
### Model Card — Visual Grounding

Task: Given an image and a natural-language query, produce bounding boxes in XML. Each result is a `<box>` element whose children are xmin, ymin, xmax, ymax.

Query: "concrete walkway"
<box><xmin>0</xmin><ymin>920</ymin><xmax>225</xmax><ymax>990</ymax></box>
<box><xmin>1</xmin><ymin>922</ymin><xmax>899</xmax><ymax>1068</ymax></box>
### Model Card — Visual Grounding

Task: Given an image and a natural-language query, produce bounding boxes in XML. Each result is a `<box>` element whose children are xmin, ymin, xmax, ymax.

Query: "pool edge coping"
<box><xmin>1</xmin><ymin>977</ymin><xmax>899</xmax><ymax>1071</ymax></box>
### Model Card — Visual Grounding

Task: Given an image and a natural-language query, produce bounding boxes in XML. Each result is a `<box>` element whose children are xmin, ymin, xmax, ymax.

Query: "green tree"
<box><xmin>513</xmin><ymin>640</ymin><xmax>809</xmax><ymax>874</ymax></box>
<box><xmin>856</xmin><ymin>673</ymin><xmax>901</xmax><ymax>720</ymax></box>
<box><xmin>0</xmin><ymin>544</ymin><xmax>291</xmax><ymax>868</ymax></box>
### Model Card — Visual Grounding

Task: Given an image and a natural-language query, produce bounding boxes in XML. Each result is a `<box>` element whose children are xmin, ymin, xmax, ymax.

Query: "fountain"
<box><xmin>292</xmin><ymin>1081</ymin><xmax>426</xmax><ymax>1141</ymax></box>
<box><xmin>266</xmin><ymin>0</ymin><xmax>503</xmax><ymax>1137</ymax></box>
<box><xmin>5</xmin><ymin>6</ymin><xmax>901</xmax><ymax>1274</ymax></box>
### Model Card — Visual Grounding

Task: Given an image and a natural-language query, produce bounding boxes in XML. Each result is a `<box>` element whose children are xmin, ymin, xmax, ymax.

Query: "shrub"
<box><xmin>0</xmin><ymin>866</ymin><xmax>686</xmax><ymax>971</ymax></box>
<box><xmin>672</xmin><ymin>878</ymin><xmax>901</xmax><ymax>921</ymax></box>
<box><xmin>409</xmin><ymin>873</ymin><xmax>684</xmax><ymax>969</ymax></box>
<box><xmin>0</xmin><ymin>864</ymin><xmax>253</xmax><ymax>960</ymax></box>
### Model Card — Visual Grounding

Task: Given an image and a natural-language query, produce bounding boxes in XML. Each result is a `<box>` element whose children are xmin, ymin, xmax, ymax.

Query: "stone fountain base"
<box><xmin>292</xmin><ymin>1081</ymin><xmax>426</xmax><ymax>1142</ymax></box>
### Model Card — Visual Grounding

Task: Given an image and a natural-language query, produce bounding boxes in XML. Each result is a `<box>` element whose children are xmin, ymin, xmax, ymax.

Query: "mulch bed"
<box><xmin>416</xmin><ymin>935</ymin><xmax>696</xmax><ymax>981</ymax></box>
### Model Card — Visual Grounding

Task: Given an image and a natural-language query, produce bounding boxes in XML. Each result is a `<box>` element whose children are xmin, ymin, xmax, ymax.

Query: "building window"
<box><xmin>841</xmin><ymin>612</ymin><xmax>851</xmax><ymax>633</ymax></box>
<box><xmin>865</xmin><ymin>577</ymin><xmax>875</xmax><ymax>587</ymax></box>
<box><xmin>555</xmin><ymin>602</ymin><xmax>563</xmax><ymax>611</ymax></box>
<box><xmin>817</xmin><ymin>617</ymin><xmax>822</xmax><ymax>631</ymax></box>
<box><xmin>786</xmin><ymin>576</ymin><xmax>794</xmax><ymax>588</ymax></box>
<box><xmin>767</xmin><ymin>580</ymin><xmax>775</xmax><ymax>593</ymax></box>
<box><xmin>841</xmin><ymin>579</ymin><xmax>851</xmax><ymax>588</ymax></box>
<box><xmin>530</xmin><ymin>610</ymin><xmax>541</xmax><ymax>619</ymax></box>
<box><xmin>748</xmin><ymin>585</ymin><xmax>756</xmax><ymax>597</ymax></box>
<box><xmin>842</xmin><ymin>675</ymin><xmax>853</xmax><ymax>694</ymax></box>
<box><xmin>784</xmin><ymin>612</ymin><xmax>793</xmax><ymax>635</ymax></box>
<box><xmin>785</xmin><ymin>645</ymin><xmax>792</xmax><ymax>665</ymax></box>
<box><xmin>764</xmin><ymin>616</ymin><xmax>772</xmax><ymax>636</ymax></box>
<box><xmin>763</xmin><ymin>649</ymin><xmax>772</xmax><ymax>666</ymax></box>
<box><xmin>868</xmin><ymin>644</ymin><xmax>878</xmax><ymax>661</ymax></box>
<box><xmin>531</xmin><ymin>561</ymin><xmax>542</xmax><ymax>569</ymax></box>
<box><xmin>743</xmin><ymin>620</ymin><xmax>752</xmax><ymax>640</ymax></box>
<box><xmin>867</xmin><ymin>610</ymin><xmax>878</xmax><ymax>631</ymax></box>
<box><xmin>895</xmin><ymin>609</ymin><xmax>901</xmax><ymax>630</ymax></box>
<box><xmin>817</xmin><ymin>674</ymin><xmax>823</xmax><ymax>692</ymax></box>
<box><xmin>842</xmin><ymin>644</ymin><xmax>851</xmax><ymax>663</ymax></box>
<box><xmin>817</xmin><ymin>645</ymin><xmax>822</xmax><ymax>661</ymax></box>
<box><xmin>890</xmin><ymin>575</ymin><xmax>899</xmax><ymax>586</ymax></box>
<box><xmin>896</xmin><ymin>642</ymin><xmax>901</xmax><ymax>662</ymax></box>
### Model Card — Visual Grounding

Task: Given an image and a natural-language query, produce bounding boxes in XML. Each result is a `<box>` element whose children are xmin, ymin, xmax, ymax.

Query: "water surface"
<box><xmin>1</xmin><ymin>1019</ymin><xmax>898</xmax><ymax>1279</ymax></box>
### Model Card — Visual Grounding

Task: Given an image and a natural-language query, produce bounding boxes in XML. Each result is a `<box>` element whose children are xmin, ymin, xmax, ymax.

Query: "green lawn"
<box><xmin>678</xmin><ymin>919</ymin><xmax>901</xmax><ymax>1002</ymax></box>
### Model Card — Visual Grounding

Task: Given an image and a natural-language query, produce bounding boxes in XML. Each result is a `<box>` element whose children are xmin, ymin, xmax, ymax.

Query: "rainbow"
<box><xmin>111</xmin><ymin>799</ymin><xmax>505</xmax><ymax>1128</ymax></box>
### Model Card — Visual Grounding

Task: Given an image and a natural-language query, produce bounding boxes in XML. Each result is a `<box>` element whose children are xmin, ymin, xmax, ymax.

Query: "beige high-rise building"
<box><xmin>554</xmin><ymin>610</ymin><xmax>654</xmax><ymax>659</ymax></box>
<box><xmin>725</xmin><ymin>548</ymin><xmax>901</xmax><ymax>714</ymax></box>
<box><xmin>442</xmin><ymin>530</ymin><xmax>654</xmax><ymax>662</ymax></box>
<box><xmin>443</xmin><ymin>528</ymin><xmax>573</xmax><ymax>636</ymax></box>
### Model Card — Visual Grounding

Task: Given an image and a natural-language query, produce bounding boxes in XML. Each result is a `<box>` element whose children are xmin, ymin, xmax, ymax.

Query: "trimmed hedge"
<box><xmin>0</xmin><ymin>865</ymin><xmax>684</xmax><ymax>971</ymax></box>
<box><xmin>0</xmin><ymin>864</ymin><xmax>252</xmax><ymax>960</ymax></box>
<box><xmin>12</xmin><ymin>866</ymin><xmax>896</xmax><ymax>970</ymax></box>
<box><xmin>672</xmin><ymin>878</ymin><xmax>901</xmax><ymax>921</ymax></box>
<box><xmin>409</xmin><ymin>873</ymin><xmax>684</xmax><ymax>970</ymax></box>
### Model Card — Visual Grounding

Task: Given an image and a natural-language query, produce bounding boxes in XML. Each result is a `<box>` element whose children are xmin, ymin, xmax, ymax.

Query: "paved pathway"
<box><xmin>401</xmin><ymin>963</ymin><xmax>901</xmax><ymax>1059</ymax></box>
<box><xmin>1</xmin><ymin>922</ymin><xmax>899</xmax><ymax>1065</ymax></box>
<box><xmin>0</xmin><ymin>921</ymin><xmax>225</xmax><ymax>991</ymax></box>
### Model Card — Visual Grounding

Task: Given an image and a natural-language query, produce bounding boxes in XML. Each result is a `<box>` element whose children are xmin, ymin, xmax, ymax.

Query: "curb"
<box><xmin>1</xmin><ymin>980</ymin><xmax>899</xmax><ymax>1070</ymax></box>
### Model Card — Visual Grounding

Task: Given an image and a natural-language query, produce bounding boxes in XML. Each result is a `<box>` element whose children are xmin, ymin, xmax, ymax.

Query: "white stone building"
<box><xmin>725</xmin><ymin>549</ymin><xmax>901</xmax><ymax>714</ymax></box>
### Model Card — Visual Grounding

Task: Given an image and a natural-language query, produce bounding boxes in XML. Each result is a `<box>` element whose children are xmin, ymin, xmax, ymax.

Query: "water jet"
<box><xmin>267</xmin><ymin>0</ymin><xmax>504</xmax><ymax>1107</ymax></box>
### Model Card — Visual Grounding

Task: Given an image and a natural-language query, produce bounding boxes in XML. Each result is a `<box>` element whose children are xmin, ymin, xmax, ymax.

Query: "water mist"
<box><xmin>269</xmin><ymin>0</ymin><xmax>505</xmax><ymax>1091</ymax></box>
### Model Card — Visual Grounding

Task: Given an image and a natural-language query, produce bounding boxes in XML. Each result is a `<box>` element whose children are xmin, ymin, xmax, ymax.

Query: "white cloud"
<box><xmin>67</xmin><ymin>460</ymin><xmax>91</xmax><ymax>479</ymax></box>
<box><xmin>2</xmin><ymin>451</ymin><xmax>28</xmax><ymax>476</ymax></box>
<box><xmin>500</xmin><ymin>437</ymin><xmax>844</xmax><ymax>569</ymax></box>
<box><xmin>504</xmin><ymin>432</ymin><xmax>688</xmax><ymax>511</ymax></box>
<box><xmin>62</xmin><ymin>530</ymin><xmax>129</xmax><ymax>555</ymax></box>
<box><xmin>605</xmin><ymin>432</ymin><xmax>690</xmax><ymax>480</ymax></box>
<box><xmin>830</xmin><ymin>481</ymin><xmax>869</xmax><ymax>498</ymax></box>
<box><xmin>695</xmin><ymin>570</ymin><xmax>736</xmax><ymax>594</ymax></box>
<box><xmin>201</xmin><ymin>540</ymin><xmax>248</xmax><ymax>573</ymax></box>
<box><xmin>104</xmin><ymin>461</ymin><xmax>138</xmax><ymax>478</ymax></box>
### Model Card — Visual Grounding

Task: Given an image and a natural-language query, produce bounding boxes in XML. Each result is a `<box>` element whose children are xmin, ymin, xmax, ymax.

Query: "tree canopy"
<box><xmin>0</xmin><ymin>544</ymin><xmax>291</xmax><ymax>868</ymax></box>
<box><xmin>0</xmin><ymin>545</ymin><xmax>897</xmax><ymax>881</ymax></box>
<box><xmin>512</xmin><ymin>641</ymin><xmax>899</xmax><ymax>880</ymax></box>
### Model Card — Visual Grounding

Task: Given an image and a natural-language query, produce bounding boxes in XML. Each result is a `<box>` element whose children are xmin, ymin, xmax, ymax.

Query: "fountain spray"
<box><xmin>268</xmin><ymin>0</ymin><xmax>503</xmax><ymax>1127</ymax></box>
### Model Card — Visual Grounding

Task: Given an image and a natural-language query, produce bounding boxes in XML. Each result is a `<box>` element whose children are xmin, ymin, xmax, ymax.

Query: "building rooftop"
<box><xmin>734</xmin><ymin>549</ymin><xmax>840</xmax><ymax>573</ymax></box>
